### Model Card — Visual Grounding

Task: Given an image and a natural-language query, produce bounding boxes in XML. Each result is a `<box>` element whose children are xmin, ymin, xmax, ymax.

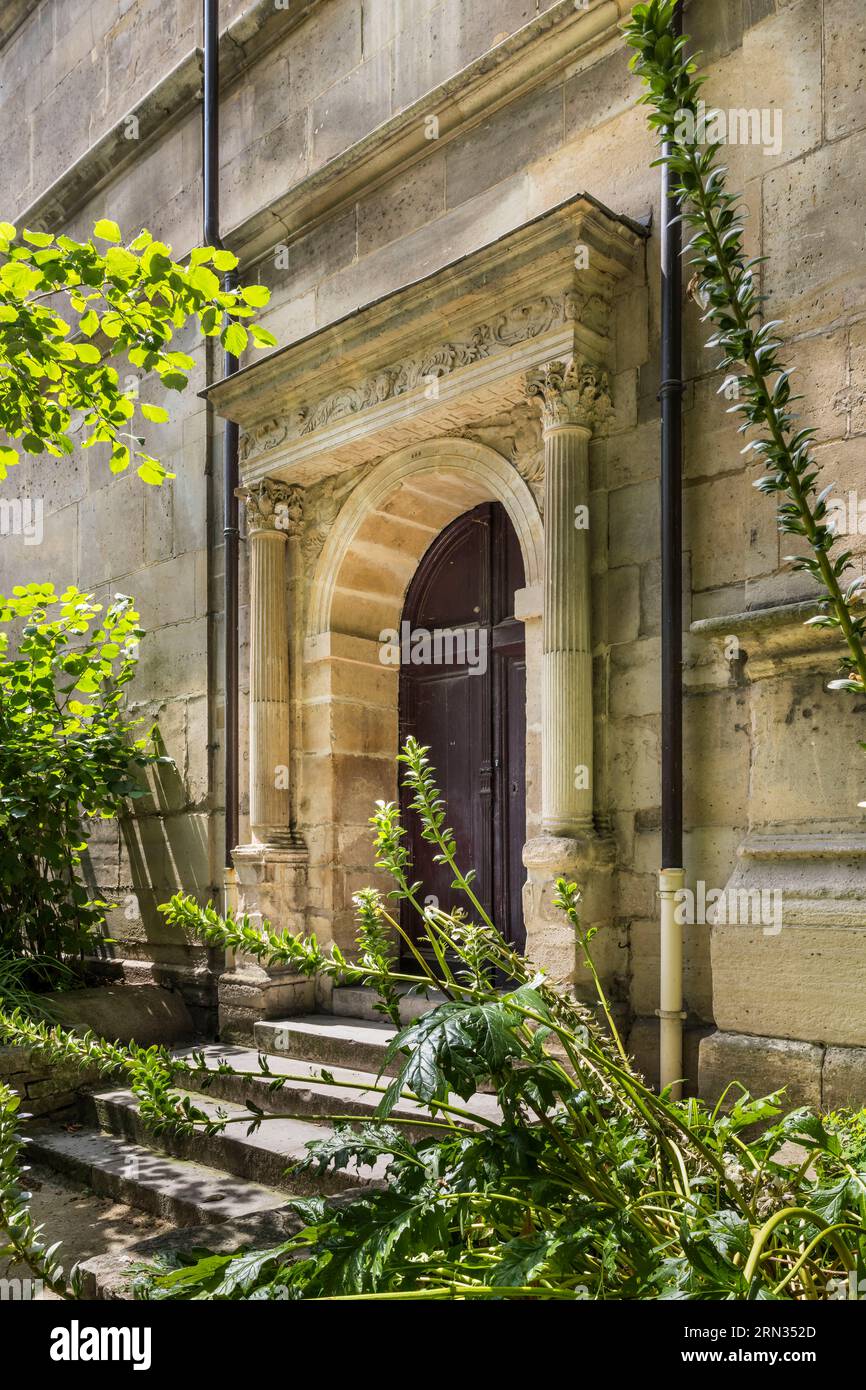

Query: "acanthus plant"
<box><xmin>625</xmin><ymin>2</ymin><xmax>866</xmax><ymax>727</ymax></box>
<box><xmin>2</xmin><ymin>740</ymin><xmax>866</xmax><ymax>1301</ymax></box>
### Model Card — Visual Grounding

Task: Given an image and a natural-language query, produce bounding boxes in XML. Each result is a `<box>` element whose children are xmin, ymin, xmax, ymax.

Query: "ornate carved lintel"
<box><xmin>237</xmin><ymin>478</ymin><xmax>304</xmax><ymax>536</ymax></box>
<box><xmin>525</xmin><ymin>358</ymin><xmax>613</xmax><ymax>434</ymax></box>
<box><xmin>236</xmin><ymin>288</ymin><xmax>614</xmax><ymax>466</ymax></box>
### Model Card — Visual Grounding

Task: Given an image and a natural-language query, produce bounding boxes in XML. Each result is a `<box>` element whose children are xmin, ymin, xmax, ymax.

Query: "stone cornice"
<box><xmin>16</xmin><ymin>0</ymin><xmax>643</xmax><ymax>261</ymax></box>
<box><xmin>205</xmin><ymin>192</ymin><xmax>645</xmax><ymax>482</ymax></box>
<box><xmin>231</xmin><ymin>0</ymin><xmax>644</xmax><ymax>267</ymax></box>
<box><xmin>16</xmin><ymin>0</ymin><xmax>321</xmax><ymax>232</ymax></box>
<box><xmin>737</xmin><ymin>833</ymin><xmax>866</xmax><ymax>861</ymax></box>
<box><xmin>689</xmin><ymin>598</ymin><xmax>843</xmax><ymax>682</ymax></box>
<box><xmin>0</xmin><ymin>0</ymin><xmax>40</xmax><ymax>50</ymax></box>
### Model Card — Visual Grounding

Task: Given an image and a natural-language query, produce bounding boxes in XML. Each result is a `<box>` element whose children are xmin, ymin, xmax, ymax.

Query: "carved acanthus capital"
<box><xmin>238</xmin><ymin>479</ymin><xmax>304</xmax><ymax>536</ymax></box>
<box><xmin>525</xmin><ymin>358</ymin><xmax>613</xmax><ymax>434</ymax></box>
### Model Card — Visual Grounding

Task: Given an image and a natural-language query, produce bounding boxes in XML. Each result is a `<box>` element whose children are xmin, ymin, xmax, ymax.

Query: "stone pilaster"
<box><xmin>521</xmin><ymin>359</ymin><xmax>617</xmax><ymax>995</ymax></box>
<box><xmin>218</xmin><ymin>479</ymin><xmax>310</xmax><ymax>1043</ymax></box>
<box><xmin>239</xmin><ymin>478</ymin><xmax>303</xmax><ymax>848</ymax></box>
<box><xmin>526</xmin><ymin>358</ymin><xmax>611</xmax><ymax>835</ymax></box>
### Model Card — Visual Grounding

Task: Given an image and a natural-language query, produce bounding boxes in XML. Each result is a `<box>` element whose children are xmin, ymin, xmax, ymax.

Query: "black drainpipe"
<box><xmin>657</xmin><ymin>1</ymin><xmax>685</xmax><ymax>1095</ymax></box>
<box><xmin>203</xmin><ymin>0</ymin><xmax>240</xmax><ymax>868</ymax></box>
<box><xmin>660</xmin><ymin>0</ymin><xmax>684</xmax><ymax>873</ymax></box>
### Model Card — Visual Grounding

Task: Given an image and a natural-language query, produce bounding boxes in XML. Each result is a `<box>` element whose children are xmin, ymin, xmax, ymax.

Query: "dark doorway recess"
<box><xmin>398</xmin><ymin>501</ymin><xmax>527</xmax><ymax>961</ymax></box>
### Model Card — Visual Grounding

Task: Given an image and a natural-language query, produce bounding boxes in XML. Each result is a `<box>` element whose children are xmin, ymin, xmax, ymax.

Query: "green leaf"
<box><xmin>250</xmin><ymin>325</ymin><xmax>278</xmax><ymax>349</ymax></box>
<box><xmin>159</xmin><ymin>371</ymin><xmax>188</xmax><ymax>391</ymax></box>
<box><xmin>1</xmin><ymin>262</ymin><xmax>41</xmax><ymax>296</ymax></box>
<box><xmin>74</xmin><ymin>343</ymin><xmax>102</xmax><ymax>364</ymax></box>
<box><xmin>140</xmin><ymin>403</ymin><xmax>169</xmax><ymax>423</ymax></box>
<box><xmin>241</xmin><ymin>284</ymin><xmax>270</xmax><ymax>307</ymax></box>
<box><xmin>212</xmin><ymin>249</ymin><xmax>239</xmax><ymax>272</ymax></box>
<box><xmin>137</xmin><ymin>457</ymin><xmax>174</xmax><ymax>485</ymax></box>
<box><xmin>188</xmin><ymin>265</ymin><xmax>220</xmax><ymax>298</ymax></box>
<box><xmin>93</xmin><ymin>218</ymin><xmax>122</xmax><ymax>243</ymax></box>
<box><xmin>222</xmin><ymin>322</ymin><xmax>248</xmax><ymax>356</ymax></box>
<box><xmin>0</xmin><ymin>446</ymin><xmax>19</xmax><ymax>477</ymax></box>
<box><xmin>22</xmin><ymin>229</ymin><xmax>53</xmax><ymax>247</ymax></box>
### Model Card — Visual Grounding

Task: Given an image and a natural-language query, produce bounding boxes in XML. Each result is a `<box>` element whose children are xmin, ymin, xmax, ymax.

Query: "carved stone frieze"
<box><xmin>238</xmin><ymin>288</ymin><xmax>612</xmax><ymax>465</ymax></box>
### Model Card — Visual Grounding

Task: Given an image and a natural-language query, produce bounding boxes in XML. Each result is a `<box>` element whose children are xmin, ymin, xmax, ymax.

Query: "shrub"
<box><xmin>0</xmin><ymin>582</ymin><xmax>159</xmax><ymax>966</ymax></box>
<box><xmin>2</xmin><ymin>741</ymin><xmax>864</xmax><ymax>1301</ymax></box>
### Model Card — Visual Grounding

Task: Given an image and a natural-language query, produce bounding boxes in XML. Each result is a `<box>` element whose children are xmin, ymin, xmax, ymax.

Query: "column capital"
<box><xmin>525</xmin><ymin>357</ymin><xmax>613</xmax><ymax>434</ymax></box>
<box><xmin>238</xmin><ymin>478</ymin><xmax>303</xmax><ymax>536</ymax></box>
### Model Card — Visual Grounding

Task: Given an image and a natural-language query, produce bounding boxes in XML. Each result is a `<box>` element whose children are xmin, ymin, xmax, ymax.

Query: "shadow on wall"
<box><xmin>80</xmin><ymin>728</ymin><xmax>213</xmax><ymax>975</ymax></box>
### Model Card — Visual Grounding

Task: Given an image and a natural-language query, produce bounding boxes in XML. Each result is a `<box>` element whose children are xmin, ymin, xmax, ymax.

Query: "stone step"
<box><xmin>331</xmin><ymin>984</ymin><xmax>446</xmax><ymax>1024</ymax></box>
<box><xmin>77</xmin><ymin>1209</ymin><xmax>306</xmax><ymax>1300</ymax></box>
<box><xmin>254</xmin><ymin>1015</ymin><xmax>399</xmax><ymax>1075</ymax></box>
<box><xmin>26</xmin><ymin>1125</ymin><xmax>295</xmax><ymax>1229</ymax></box>
<box><xmin>173</xmin><ymin>1042</ymin><xmax>499</xmax><ymax>1132</ymax></box>
<box><xmin>81</xmin><ymin>1087</ymin><xmax>388</xmax><ymax>1196</ymax></box>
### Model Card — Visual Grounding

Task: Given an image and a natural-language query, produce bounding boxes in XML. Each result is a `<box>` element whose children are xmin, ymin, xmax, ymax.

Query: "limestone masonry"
<box><xmin>2</xmin><ymin>0</ymin><xmax>865</xmax><ymax>1097</ymax></box>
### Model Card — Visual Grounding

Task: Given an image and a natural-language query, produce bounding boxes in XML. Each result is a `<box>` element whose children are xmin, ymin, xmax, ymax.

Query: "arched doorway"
<box><xmin>398</xmin><ymin>501</ymin><xmax>527</xmax><ymax>955</ymax></box>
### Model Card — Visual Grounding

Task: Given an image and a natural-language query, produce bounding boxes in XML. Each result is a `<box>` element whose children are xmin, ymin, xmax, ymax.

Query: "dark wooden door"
<box><xmin>398</xmin><ymin>502</ymin><xmax>527</xmax><ymax>956</ymax></box>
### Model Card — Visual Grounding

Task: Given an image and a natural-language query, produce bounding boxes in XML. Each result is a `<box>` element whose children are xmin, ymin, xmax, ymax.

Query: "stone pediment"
<box><xmin>204</xmin><ymin>192</ymin><xmax>646</xmax><ymax>487</ymax></box>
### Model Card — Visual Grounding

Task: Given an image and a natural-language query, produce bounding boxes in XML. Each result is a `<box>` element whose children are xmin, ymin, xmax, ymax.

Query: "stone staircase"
<box><xmin>25</xmin><ymin>1011</ymin><xmax>495</xmax><ymax>1296</ymax></box>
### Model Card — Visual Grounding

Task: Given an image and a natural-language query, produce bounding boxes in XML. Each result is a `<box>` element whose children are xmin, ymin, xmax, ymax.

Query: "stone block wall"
<box><xmin>0</xmin><ymin>0</ymin><xmax>864</xmax><ymax>1084</ymax></box>
<box><xmin>0</xmin><ymin>1047</ymin><xmax>99</xmax><ymax>1120</ymax></box>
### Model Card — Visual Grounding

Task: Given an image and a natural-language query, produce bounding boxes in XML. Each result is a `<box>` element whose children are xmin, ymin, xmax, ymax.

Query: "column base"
<box><xmin>218</xmin><ymin>964</ymin><xmax>315</xmax><ymax>1044</ymax></box>
<box><xmin>218</xmin><ymin>841</ymin><xmax>314</xmax><ymax>1042</ymax></box>
<box><xmin>522</xmin><ymin>831</ymin><xmax>617</xmax><ymax>993</ymax></box>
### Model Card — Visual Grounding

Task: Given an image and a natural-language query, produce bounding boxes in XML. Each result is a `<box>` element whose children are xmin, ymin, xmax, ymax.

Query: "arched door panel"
<box><xmin>398</xmin><ymin>502</ymin><xmax>527</xmax><ymax>957</ymax></box>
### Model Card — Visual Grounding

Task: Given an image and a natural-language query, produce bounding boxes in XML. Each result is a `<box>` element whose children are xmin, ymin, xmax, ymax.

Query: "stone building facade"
<box><xmin>1</xmin><ymin>0</ymin><xmax>865</xmax><ymax>1100</ymax></box>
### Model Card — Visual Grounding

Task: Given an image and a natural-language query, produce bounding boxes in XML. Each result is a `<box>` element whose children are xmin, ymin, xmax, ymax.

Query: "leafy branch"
<box><xmin>0</xmin><ymin>218</ymin><xmax>275</xmax><ymax>484</ymax></box>
<box><xmin>625</xmin><ymin>1</ymin><xmax>866</xmax><ymax>701</ymax></box>
<box><xmin>0</xmin><ymin>1085</ymin><xmax>79</xmax><ymax>1298</ymax></box>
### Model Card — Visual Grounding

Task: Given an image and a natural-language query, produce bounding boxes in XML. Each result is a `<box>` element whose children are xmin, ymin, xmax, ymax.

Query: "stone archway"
<box><xmin>306</xmin><ymin>438</ymin><xmax>544</xmax><ymax>644</ymax></box>
<box><xmin>300</xmin><ymin>439</ymin><xmax>544</xmax><ymax>954</ymax></box>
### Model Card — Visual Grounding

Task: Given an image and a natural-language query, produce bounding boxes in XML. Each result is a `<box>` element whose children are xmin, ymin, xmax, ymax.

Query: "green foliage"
<box><xmin>0</xmin><ymin>953</ymin><xmax>75</xmax><ymax>1018</ymax></box>
<box><xmin>624</xmin><ymin>1</ymin><xmax>866</xmax><ymax>706</ymax></box>
<box><xmin>0</xmin><ymin>219</ymin><xmax>275</xmax><ymax>485</ymax></box>
<box><xmin>0</xmin><ymin>1083</ymin><xmax>80</xmax><ymax>1298</ymax></box>
<box><xmin>0</xmin><ymin>582</ymin><xmax>161</xmax><ymax>962</ymax></box>
<box><xmin>3</xmin><ymin>739</ymin><xmax>864</xmax><ymax>1300</ymax></box>
<box><xmin>824</xmin><ymin>1110</ymin><xmax>866</xmax><ymax>1170</ymax></box>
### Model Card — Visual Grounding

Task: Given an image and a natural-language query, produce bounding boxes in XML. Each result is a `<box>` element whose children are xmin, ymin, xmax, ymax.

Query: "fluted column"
<box><xmin>526</xmin><ymin>358</ymin><xmax>612</xmax><ymax>837</ymax></box>
<box><xmin>239</xmin><ymin>479</ymin><xmax>302</xmax><ymax>848</ymax></box>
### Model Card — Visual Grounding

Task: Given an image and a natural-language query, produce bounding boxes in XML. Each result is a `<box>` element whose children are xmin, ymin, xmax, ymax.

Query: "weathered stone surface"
<box><xmin>699</xmin><ymin>1030</ymin><xmax>824</xmax><ymax>1108</ymax></box>
<box><xmin>824</xmin><ymin>0</ymin><xmax>866</xmax><ymax>141</ymax></box>
<box><xmin>822</xmin><ymin>1046</ymin><xmax>866</xmax><ymax>1109</ymax></box>
<box><xmin>48</xmin><ymin>985</ymin><xmax>195</xmax><ymax>1047</ymax></box>
<box><xmin>763</xmin><ymin>128</ymin><xmax>866</xmax><ymax>331</ymax></box>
